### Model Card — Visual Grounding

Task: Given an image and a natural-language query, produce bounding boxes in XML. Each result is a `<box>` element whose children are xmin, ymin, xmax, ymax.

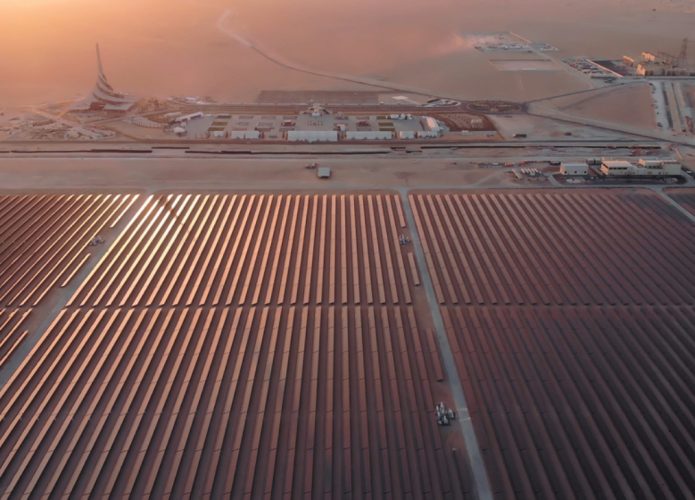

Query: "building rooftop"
<box><xmin>601</xmin><ymin>160</ymin><xmax>633</xmax><ymax>168</ymax></box>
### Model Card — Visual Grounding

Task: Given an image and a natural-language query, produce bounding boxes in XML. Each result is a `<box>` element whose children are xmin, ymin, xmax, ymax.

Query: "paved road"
<box><xmin>652</xmin><ymin>186</ymin><xmax>695</xmax><ymax>224</ymax></box>
<box><xmin>529</xmin><ymin>104</ymin><xmax>695</xmax><ymax>147</ymax></box>
<box><xmin>399</xmin><ymin>188</ymin><xmax>493</xmax><ymax>500</ymax></box>
<box><xmin>0</xmin><ymin>138</ymin><xmax>665</xmax><ymax>154</ymax></box>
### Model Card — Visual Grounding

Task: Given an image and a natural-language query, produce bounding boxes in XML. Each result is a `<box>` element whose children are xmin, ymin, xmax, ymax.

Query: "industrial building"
<box><xmin>418</xmin><ymin>116</ymin><xmax>444</xmax><ymax>138</ymax></box>
<box><xmin>229</xmin><ymin>130</ymin><xmax>261</xmax><ymax>140</ymax></box>
<box><xmin>560</xmin><ymin>162</ymin><xmax>589</xmax><ymax>176</ymax></box>
<box><xmin>600</xmin><ymin>159</ymin><xmax>682</xmax><ymax>177</ymax></box>
<box><xmin>600</xmin><ymin>160</ymin><xmax>633</xmax><ymax>176</ymax></box>
<box><xmin>345</xmin><ymin>131</ymin><xmax>394</xmax><ymax>140</ymax></box>
<box><xmin>286</xmin><ymin>130</ymin><xmax>339</xmax><ymax>143</ymax></box>
<box><xmin>632</xmin><ymin>39</ymin><xmax>695</xmax><ymax>76</ymax></box>
<box><xmin>179</xmin><ymin>104</ymin><xmax>448</xmax><ymax>142</ymax></box>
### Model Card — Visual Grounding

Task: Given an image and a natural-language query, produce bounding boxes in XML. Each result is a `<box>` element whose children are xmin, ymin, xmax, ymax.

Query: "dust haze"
<box><xmin>1</xmin><ymin>0</ymin><xmax>693</xmax><ymax>105</ymax></box>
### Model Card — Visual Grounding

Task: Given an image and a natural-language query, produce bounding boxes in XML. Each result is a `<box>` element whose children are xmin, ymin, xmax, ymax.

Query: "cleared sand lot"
<box><xmin>0</xmin><ymin>157</ymin><xmax>521</xmax><ymax>192</ymax></box>
<box><xmin>546</xmin><ymin>83</ymin><xmax>657</xmax><ymax>130</ymax></box>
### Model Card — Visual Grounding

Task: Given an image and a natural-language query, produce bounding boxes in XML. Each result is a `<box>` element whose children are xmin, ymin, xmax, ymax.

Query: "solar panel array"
<box><xmin>0</xmin><ymin>194</ymin><xmax>138</xmax><ymax>308</ymax></box>
<box><xmin>0</xmin><ymin>194</ymin><xmax>138</xmax><ymax>369</ymax></box>
<box><xmin>3</xmin><ymin>188</ymin><xmax>694</xmax><ymax>498</ymax></box>
<box><xmin>411</xmin><ymin>190</ymin><xmax>695</xmax><ymax>498</ymax></box>
<box><xmin>69</xmin><ymin>194</ymin><xmax>416</xmax><ymax>307</ymax></box>
<box><xmin>0</xmin><ymin>193</ymin><xmax>472</xmax><ymax>498</ymax></box>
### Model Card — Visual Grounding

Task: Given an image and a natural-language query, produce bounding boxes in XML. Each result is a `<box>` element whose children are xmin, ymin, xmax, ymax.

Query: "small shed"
<box><xmin>317</xmin><ymin>167</ymin><xmax>332</xmax><ymax>179</ymax></box>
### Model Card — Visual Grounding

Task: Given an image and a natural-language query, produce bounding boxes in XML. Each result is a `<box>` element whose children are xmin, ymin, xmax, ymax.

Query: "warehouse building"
<box><xmin>600</xmin><ymin>160</ymin><xmax>633</xmax><ymax>176</ymax></box>
<box><xmin>286</xmin><ymin>130</ymin><xmax>339</xmax><ymax>143</ymax></box>
<box><xmin>419</xmin><ymin>116</ymin><xmax>444</xmax><ymax>138</ymax></box>
<box><xmin>345</xmin><ymin>131</ymin><xmax>394</xmax><ymax>140</ymax></box>
<box><xmin>601</xmin><ymin>159</ymin><xmax>682</xmax><ymax>177</ymax></box>
<box><xmin>633</xmin><ymin>160</ymin><xmax>682</xmax><ymax>176</ymax></box>
<box><xmin>230</xmin><ymin>130</ymin><xmax>261</xmax><ymax>140</ymax></box>
<box><xmin>560</xmin><ymin>162</ymin><xmax>589</xmax><ymax>176</ymax></box>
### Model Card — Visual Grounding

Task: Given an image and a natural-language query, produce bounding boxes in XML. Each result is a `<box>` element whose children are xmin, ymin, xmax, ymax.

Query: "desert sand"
<box><xmin>1</xmin><ymin>0</ymin><xmax>693</xmax><ymax>105</ymax></box>
<box><xmin>547</xmin><ymin>83</ymin><xmax>657</xmax><ymax>129</ymax></box>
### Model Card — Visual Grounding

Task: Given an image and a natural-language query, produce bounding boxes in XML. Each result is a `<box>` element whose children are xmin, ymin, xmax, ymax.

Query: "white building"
<box><xmin>560</xmin><ymin>162</ymin><xmax>589</xmax><ymax>176</ymax></box>
<box><xmin>420</xmin><ymin>116</ymin><xmax>443</xmax><ymax>137</ymax></box>
<box><xmin>287</xmin><ymin>130</ymin><xmax>338</xmax><ymax>143</ymax></box>
<box><xmin>638</xmin><ymin>159</ymin><xmax>665</xmax><ymax>168</ymax></box>
<box><xmin>417</xmin><ymin>130</ymin><xmax>440</xmax><ymax>139</ymax></box>
<box><xmin>399</xmin><ymin>131</ymin><xmax>417</xmax><ymax>140</ymax></box>
<box><xmin>601</xmin><ymin>159</ymin><xmax>682</xmax><ymax>177</ymax></box>
<box><xmin>230</xmin><ymin>130</ymin><xmax>261</xmax><ymax>140</ymax></box>
<box><xmin>345</xmin><ymin>131</ymin><xmax>394</xmax><ymax>140</ymax></box>
<box><xmin>600</xmin><ymin>160</ymin><xmax>633</xmax><ymax>176</ymax></box>
<box><xmin>633</xmin><ymin>161</ymin><xmax>681</xmax><ymax>176</ymax></box>
<box><xmin>174</xmin><ymin>112</ymin><xmax>204</xmax><ymax>124</ymax></box>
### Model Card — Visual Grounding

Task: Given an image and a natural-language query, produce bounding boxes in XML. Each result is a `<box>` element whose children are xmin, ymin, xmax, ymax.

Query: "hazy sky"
<box><xmin>1</xmin><ymin>0</ymin><xmax>693</xmax><ymax>104</ymax></box>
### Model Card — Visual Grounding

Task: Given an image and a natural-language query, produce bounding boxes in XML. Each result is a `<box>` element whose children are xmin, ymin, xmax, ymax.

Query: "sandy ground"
<box><xmin>0</xmin><ymin>157</ymin><xmax>521</xmax><ymax>192</ymax></box>
<box><xmin>488</xmin><ymin>113</ymin><xmax>638</xmax><ymax>140</ymax></box>
<box><xmin>546</xmin><ymin>83</ymin><xmax>657</xmax><ymax>129</ymax></box>
<box><xmin>1</xmin><ymin>148</ymin><xmax>689</xmax><ymax>195</ymax></box>
<box><xmin>2</xmin><ymin>0</ymin><xmax>694</xmax><ymax>105</ymax></box>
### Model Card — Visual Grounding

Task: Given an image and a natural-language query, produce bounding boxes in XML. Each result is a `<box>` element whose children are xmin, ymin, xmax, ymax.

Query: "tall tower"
<box><xmin>71</xmin><ymin>43</ymin><xmax>136</xmax><ymax>112</ymax></box>
<box><xmin>93</xmin><ymin>43</ymin><xmax>122</xmax><ymax>98</ymax></box>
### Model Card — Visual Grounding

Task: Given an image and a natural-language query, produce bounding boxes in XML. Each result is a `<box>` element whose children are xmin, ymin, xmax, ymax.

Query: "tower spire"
<box><xmin>96</xmin><ymin>43</ymin><xmax>105</xmax><ymax>76</ymax></box>
<box><xmin>71</xmin><ymin>43</ymin><xmax>135</xmax><ymax>112</ymax></box>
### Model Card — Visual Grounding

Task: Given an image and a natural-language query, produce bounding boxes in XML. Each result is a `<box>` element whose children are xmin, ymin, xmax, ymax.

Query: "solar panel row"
<box><xmin>69</xmin><ymin>193</ymin><xmax>414</xmax><ymax>307</ymax></box>
<box><xmin>0</xmin><ymin>309</ymin><xmax>31</xmax><ymax>369</ymax></box>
